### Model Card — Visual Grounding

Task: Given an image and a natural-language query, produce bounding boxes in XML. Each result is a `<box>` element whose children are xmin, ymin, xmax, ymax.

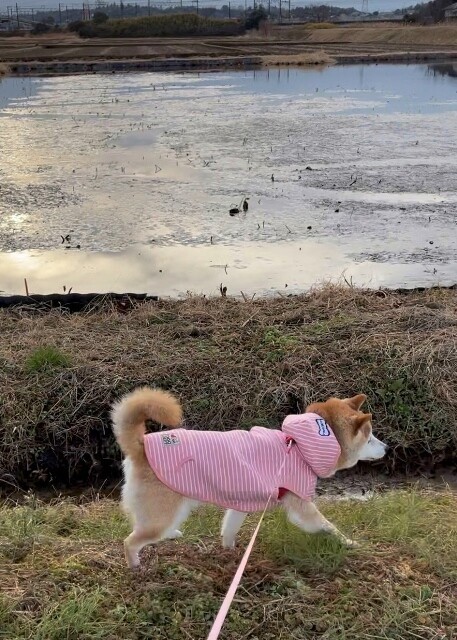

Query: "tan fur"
<box><xmin>306</xmin><ymin>395</ymin><xmax>373</xmax><ymax>471</ymax></box>
<box><xmin>121</xmin><ymin>459</ymin><xmax>188</xmax><ymax>567</ymax></box>
<box><xmin>111</xmin><ymin>387</ymin><xmax>182</xmax><ymax>462</ymax></box>
<box><xmin>112</xmin><ymin>389</ymin><xmax>386</xmax><ymax>568</ymax></box>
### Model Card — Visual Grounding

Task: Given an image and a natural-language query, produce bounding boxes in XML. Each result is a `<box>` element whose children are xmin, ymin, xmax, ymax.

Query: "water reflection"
<box><xmin>0</xmin><ymin>241</ymin><xmax>455</xmax><ymax>298</ymax></box>
<box><xmin>427</xmin><ymin>63</ymin><xmax>457</xmax><ymax>80</ymax></box>
<box><xmin>1</xmin><ymin>64</ymin><xmax>457</xmax><ymax>295</ymax></box>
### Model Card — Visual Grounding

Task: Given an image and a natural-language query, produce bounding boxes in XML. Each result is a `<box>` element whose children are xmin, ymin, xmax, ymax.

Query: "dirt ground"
<box><xmin>1</xmin><ymin>24</ymin><xmax>457</xmax><ymax>65</ymax></box>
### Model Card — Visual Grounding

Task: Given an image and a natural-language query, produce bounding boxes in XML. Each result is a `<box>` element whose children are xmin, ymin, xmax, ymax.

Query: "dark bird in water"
<box><xmin>242</xmin><ymin>198</ymin><xmax>249</xmax><ymax>212</ymax></box>
<box><xmin>229</xmin><ymin>207</ymin><xmax>240</xmax><ymax>216</ymax></box>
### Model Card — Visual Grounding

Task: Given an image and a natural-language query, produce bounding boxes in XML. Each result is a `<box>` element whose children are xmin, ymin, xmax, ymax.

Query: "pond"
<box><xmin>1</xmin><ymin>63</ymin><xmax>456</xmax><ymax>297</ymax></box>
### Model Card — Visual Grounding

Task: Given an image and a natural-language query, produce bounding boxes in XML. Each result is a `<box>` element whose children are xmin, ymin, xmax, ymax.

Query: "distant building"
<box><xmin>444</xmin><ymin>2</ymin><xmax>457</xmax><ymax>20</ymax></box>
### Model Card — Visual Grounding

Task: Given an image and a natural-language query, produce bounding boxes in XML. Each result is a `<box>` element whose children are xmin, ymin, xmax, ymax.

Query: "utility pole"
<box><xmin>228</xmin><ymin>1</ymin><xmax>231</xmax><ymax>17</ymax></box>
<box><xmin>288</xmin><ymin>0</ymin><xmax>291</xmax><ymax>20</ymax></box>
<box><xmin>279</xmin><ymin>0</ymin><xmax>282</xmax><ymax>22</ymax></box>
<box><xmin>148</xmin><ymin>0</ymin><xmax>150</xmax><ymax>14</ymax></box>
<box><xmin>15</xmin><ymin>3</ymin><xmax>20</xmax><ymax>29</ymax></box>
<box><xmin>58</xmin><ymin>2</ymin><xmax>62</xmax><ymax>24</ymax></box>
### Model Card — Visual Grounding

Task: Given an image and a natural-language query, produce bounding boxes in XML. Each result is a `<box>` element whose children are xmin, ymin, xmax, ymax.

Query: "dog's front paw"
<box><xmin>125</xmin><ymin>548</ymin><xmax>141</xmax><ymax>570</ymax></box>
<box><xmin>168</xmin><ymin>529</ymin><xmax>183</xmax><ymax>540</ymax></box>
<box><xmin>344</xmin><ymin>538</ymin><xmax>359</xmax><ymax>549</ymax></box>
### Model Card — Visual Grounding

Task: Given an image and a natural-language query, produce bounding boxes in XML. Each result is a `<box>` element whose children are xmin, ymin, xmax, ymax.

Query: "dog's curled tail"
<box><xmin>111</xmin><ymin>387</ymin><xmax>182</xmax><ymax>460</ymax></box>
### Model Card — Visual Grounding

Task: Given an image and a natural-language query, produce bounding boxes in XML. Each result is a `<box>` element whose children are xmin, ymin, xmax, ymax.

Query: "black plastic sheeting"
<box><xmin>0</xmin><ymin>292</ymin><xmax>158</xmax><ymax>312</ymax></box>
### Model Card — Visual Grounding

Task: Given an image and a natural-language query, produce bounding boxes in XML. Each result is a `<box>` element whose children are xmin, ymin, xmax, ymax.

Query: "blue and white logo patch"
<box><xmin>316</xmin><ymin>418</ymin><xmax>331</xmax><ymax>437</ymax></box>
<box><xmin>161</xmin><ymin>433</ymin><xmax>180</xmax><ymax>446</ymax></box>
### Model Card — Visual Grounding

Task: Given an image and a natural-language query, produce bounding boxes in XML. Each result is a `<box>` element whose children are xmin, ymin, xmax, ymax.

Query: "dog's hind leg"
<box><xmin>122</xmin><ymin>460</ymin><xmax>199</xmax><ymax>568</ymax></box>
<box><xmin>124</xmin><ymin>497</ymin><xmax>197</xmax><ymax>569</ymax></box>
<box><xmin>283</xmin><ymin>494</ymin><xmax>357</xmax><ymax>548</ymax></box>
<box><xmin>221</xmin><ymin>510</ymin><xmax>248</xmax><ymax>548</ymax></box>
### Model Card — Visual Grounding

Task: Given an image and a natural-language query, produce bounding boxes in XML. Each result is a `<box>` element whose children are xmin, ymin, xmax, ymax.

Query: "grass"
<box><xmin>263</xmin><ymin>51</ymin><xmax>335</xmax><ymax>67</ymax></box>
<box><xmin>296</xmin><ymin>23</ymin><xmax>457</xmax><ymax>46</ymax></box>
<box><xmin>0</xmin><ymin>62</ymin><xmax>10</xmax><ymax>76</ymax></box>
<box><xmin>0</xmin><ymin>285</ymin><xmax>457</xmax><ymax>486</ymax></box>
<box><xmin>306</xmin><ymin>22</ymin><xmax>336</xmax><ymax>29</ymax></box>
<box><xmin>25</xmin><ymin>346</ymin><xmax>70</xmax><ymax>374</ymax></box>
<box><xmin>0</xmin><ymin>489</ymin><xmax>456</xmax><ymax>639</ymax></box>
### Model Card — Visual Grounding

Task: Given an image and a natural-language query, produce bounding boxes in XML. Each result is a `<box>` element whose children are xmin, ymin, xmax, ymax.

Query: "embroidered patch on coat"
<box><xmin>161</xmin><ymin>433</ymin><xmax>180</xmax><ymax>446</ymax></box>
<box><xmin>316</xmin><ymin>418</ymin><xmax>331</xmax><ymax>437</ymax></box>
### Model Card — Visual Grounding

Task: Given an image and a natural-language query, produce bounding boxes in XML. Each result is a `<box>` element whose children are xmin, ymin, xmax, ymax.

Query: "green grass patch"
<box><xmin>1</xmin><ymin>489</ymin><xmax>456</xmax><ymax>639</ymax></box>
<box><xmin>260</xmin><ymin>326</ymin><xmax>299</xmax><ymax>361</ymax></box>
<box><xmin>25</xmin><ymin>346</ymin><xmax>70</xmax><ymax>373</ymax></box>
<box><xmin>306</xmin><ymin>21</ymin><xmax>336</xmax><ymax>28</ymax></box>
<box><xmin>33</xmin><ymin>587</ymin><xmax>109</xmax><ymax>640</ymax></box>
<box><xmin>303</xmin><ymin>313</ymin><xmax>356</xmax><ymax>336</ymax></box>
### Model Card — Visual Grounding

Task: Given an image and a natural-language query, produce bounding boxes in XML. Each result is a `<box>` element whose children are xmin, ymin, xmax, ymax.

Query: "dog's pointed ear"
<box><xmin>344</xmin><ymin>394</ymin><xmax>367</xmax><ymax>411</ymax></box>
<box><xmin>352</xmin><ymin>413</ymin><xmax>372</xmax><ymax>435</ymax></box>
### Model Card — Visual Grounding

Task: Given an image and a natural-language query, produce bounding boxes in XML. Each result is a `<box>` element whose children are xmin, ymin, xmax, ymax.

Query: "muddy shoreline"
<box><xmin>2</xmin><ymin>26</ymin><xmax>457</xmax><ymax>75</ymax></box>
<box><xmin>2</xmin><ymin>468</ymin><xmax>456</xmax><ymax>503</ymax></box>
<box><xmin>3</xmin><ymin>50</ymin><xmax>457</xmax><ymax>76</ymax></box>
<box><xmin>1</xmin><ymin>284</ymin><xmax>456</xmax><ymax>310</ymax></box>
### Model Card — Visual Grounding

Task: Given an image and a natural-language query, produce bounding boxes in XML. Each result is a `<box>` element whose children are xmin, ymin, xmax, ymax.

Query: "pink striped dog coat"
<box><xmin>144</xmin><ymin>413</ymin><xmax>341</xmax><ymax>513</ymax></box>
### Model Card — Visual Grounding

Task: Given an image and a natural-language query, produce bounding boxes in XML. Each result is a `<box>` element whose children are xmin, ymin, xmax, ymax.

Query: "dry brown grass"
<box><xmin>288</xmin><ymin>24</ymin><xmax>457</xmax><ymax>46</ymax></box>
<box><xmin>305</xmin><ymin>22</ymin><xmax>336</xmax><ymax>29</ymax></box>
<box><xmin>263</xmin><ymin>51</ymin><xmax>335</xmax><ymax>66</ymax></box>
<box><xmin>0</xmin><ymin>285</ymin><xmax>457</xmax><ymax>488</ymax></box>
<box><xmin>0</xmin><ymin>62</ymin><xmax>10</xmax><ymax>76</ymax></box>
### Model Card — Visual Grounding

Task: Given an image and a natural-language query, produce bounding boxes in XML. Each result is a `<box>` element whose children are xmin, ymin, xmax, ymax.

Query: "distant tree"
<box><xmin>409</xmin><ymin>0</ymin><xmax>455</xmax><ymax>22</ymax></box>
<box><xmin>93</xmin><ymin>10</ymin><xmax>109</xmax><ymax>24</ymax></box>
<box><xmin>315</xmin><ymin>4</ymin><xmax>332</xmax><ymax>21</ymax></box>
<box><xmin>31</xmin><ymin>22</ymin><xmax>52</xmax><ymax>34</ymax></box>
<box><xmin>200</xmin><ymin>7</ymin><xmax>218</xmax><ymax>17</ymax></box>
<box><xmin>68</xmin><ymin>20</ymin><xmax>85</xmax><ymax>32</ymax></box>
<box><xmin>245</xmin><ymin>5</ymin><xmax>267</xmax><ymax>29</ymax></box>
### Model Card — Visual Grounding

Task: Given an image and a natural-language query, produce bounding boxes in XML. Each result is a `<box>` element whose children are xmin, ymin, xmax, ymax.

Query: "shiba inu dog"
<box><xmin>112</xmin><ymin>388</ymin><xmax>387</xmax><ymax>568</ymax></box>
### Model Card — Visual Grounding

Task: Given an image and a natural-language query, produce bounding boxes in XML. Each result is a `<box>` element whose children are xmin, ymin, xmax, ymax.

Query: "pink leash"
<box><xmin>207</xmin><ymin>440</ymin><xmax>293</xmax><ymax>640</ymax></box>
